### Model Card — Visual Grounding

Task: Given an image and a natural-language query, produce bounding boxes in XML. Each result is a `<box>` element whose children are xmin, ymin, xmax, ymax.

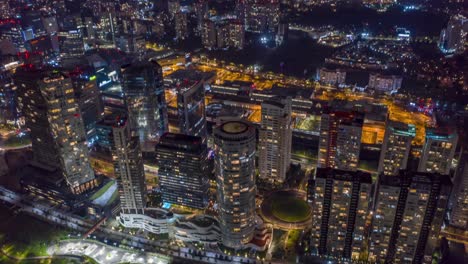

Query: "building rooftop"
<box><xmin>220</xmin><ymin>121</ymin><xmax>249</xmax><ymax>134</ymax></box>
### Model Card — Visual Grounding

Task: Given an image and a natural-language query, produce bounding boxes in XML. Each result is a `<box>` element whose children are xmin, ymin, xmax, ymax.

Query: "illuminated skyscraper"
<box><xmin>111</xmin><ymin>113</ymin><xmax>146</xmax><ymax>215</ymax></box>
<box><xmin>121</xmin><ymin>60</ymin><xmax>167</xmax><ymax>150</ymax></box>
<box><xmin>176</xmin><ymin>80</ymin><xmax>207</xmax><ymax>143</ymax></box>
<box><xmin>378</xmin><ymin>121</ymin><xmax>415</xmax><ymax>176</ymax></box>
<box><xmin>318</xmin><ymin>111</ymin><xmax>364</xmax><ymax>171</ymax></box>
<box><xmin>418</xmin><ymin>128</ymin><xmax>458</xmax><ymax>175</ymax></box>
<box><xmin>14</xmin><ymin>68</ymin><xmax>97</xmax><ymax>194</ymax></box>
<box><xmin>214</xmin><ymin>120</ymin><xmax>256</xmax><ymax>249</ymax></box>
<box><xmin>258</xmin><ymin>96</ymin><xmax>292</xmax><ymax>184</ymax></box>
<box><xmin>156</xmin><ymin>133</ymin><xmax>209</xmax><ymax>209</ymax></box>
<box><xmin>369</xmin><ymin>171</ymin><xmax>451</xmax><ymax>263</ymax></box>
<box><xmin>309</xmin><ymin>168</ymin><xmax>371</xmax><ymax>259</ymax></box>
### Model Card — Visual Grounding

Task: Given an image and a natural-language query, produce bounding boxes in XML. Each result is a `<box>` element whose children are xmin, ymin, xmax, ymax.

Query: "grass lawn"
<box><xmin>2</xmin><ymin>135</ymin><xmax>31</xmax><ymax>148</ymax></box>
<box><xmin>106</xmin><ymin>188</ymin><xmax>119</xmax><ymax>206</ymax></box>
<box><xmin>271</xmin><ymin>196</ymin><xmax>311</xmax><ymax>223</ymax></box>
<box><xmin>0</xmin><ymin>204</ymin><xmax>67</xmax><ymax>260</ymax></box>
<box><xmin>90</xmin><ymin>181</ymin><xmax>115</xmax><ymax>200</ymax></box>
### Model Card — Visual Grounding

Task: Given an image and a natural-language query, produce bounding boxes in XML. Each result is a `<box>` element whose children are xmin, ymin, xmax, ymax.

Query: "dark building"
<box><xmin>176</xmin><ymin>80</ymin><xmax>207</xmax><ymax>143</ymax></box>
<box><xmin>369</xmin><ymin>171</ymin><xmax>452</xmax><ymax>263</ymax></box>
<box><xmin>156</xmin><ymin>133</ymin><xmax>209</xmax><ymax>209</ymax></box>
<box><xmin>309</xmin><ymin>168</ymin><xmax>372</xmax><ymax>259</ymax></box>
<box><xmin>121</xmin><ymin>60</ymin><xmax>167</xmax><ymax>151</ymax></box>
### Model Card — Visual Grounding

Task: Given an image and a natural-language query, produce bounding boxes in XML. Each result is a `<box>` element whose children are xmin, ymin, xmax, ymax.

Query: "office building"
<box><xmin>214</xmin><ymin>120</ymin><xmax>257</xmax><ymax>249</ymax></box>
<box><xmin>121</xmin><ymin>60</ymin><xmax>168</xmax><ymax>150</ymax></box>
<box><xmin>309</xmin><ymin>168</ymin><xmax>372</xmax><ymax>259</ymax></box>
<box><xmin>418</xmin><ymin>128</ymin><xmax>458</xmax><ymax>175</ymax></box>
<box><xmin>369</xmin><ymin>171</ymin><xmax>452</xmax><ymax>263</ymax></box>
<box><xmin>110</xmin><ymin>113</ymin><xmax>146</xmax><ymax>215</ymax></box>
<box><xmin>258</xmin><ymin>97</ymin><xmax>292</xmax><ymax>184</ymax></box>
<box><xmin>58</xmin><ymin>29</ymin><xmax>85</xmax><ymax>60</ymax></box>
<box><xmin>318</xmin><ymin>111</ymin><xmax>364</xmax><ymax>171</ymax></box>
<box><xmin>175</xmin><ymin>12</ymin><xmax>188</xmax><ymax>40</ymax></box>
<box><xmin>378</xmin><ymin>121</ymin><xmax>415</xmax><ymax>176</ymax></box>
<box><xmin>244</xmin><ymin>0</ymin><xmax>280</xmax><ymax>33</ymax></box>
<box><xmin>368</xmin><ymin>73</ymin><xmax>403</xmax><ymax>94</ymax></box>
<box><xmin>176</xmin><ymin>80</ymin><xmax>207</xmax><ymax>142</ymax></box>
<box><xmin>14</xmin><ymin>68</ymin><xmax>97</xmax><ymax>194</ymax></box>
<box><xmin>70</xmin><ymin>73</ymin><xmax>103</xmax><ymax>143</ymax></box>
<box><xmin>317</xmin><ymin>68</ymin><xmax>346</xmax><ymax>86</ymax></box>
<box><xmin>438</xmin><ymin>14</ymin><xmax>467</xmax><ymax>55</ymax></box>
<box><xmin>156</xmin><ymin>133</ymin><xmax>209</xmax><ymax>209</ymax></box>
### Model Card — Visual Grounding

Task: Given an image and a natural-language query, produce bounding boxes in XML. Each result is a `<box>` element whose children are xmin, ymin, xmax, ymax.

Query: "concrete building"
<box><xmin>258</xmin><ymin>97</ymin><xmax>292</xmax><ymax>184</ymax></box>
<box><xmin>378</xmin><ymin>121</ymin><xmax>415</xmax><ymax>176</ymax></box>
<box><xmin>14</xmin><ymin>68</ymin><xmax>97</xmax><ymax>194</ymax></box>
<box><xmin>317</xmin><ymin>68</ymin><xmax>346</xmax><ymax>86</ymax></box>
<box><xmin>309</xmin><ymin>168</ymin><xmax>372</xmax><ymax>259</ymax></box>
<box><xmin>121</xmin><ymin>60</ymin><xmax>167</xmax><ymax>150</ymax></box>
<box><xmin>318</xmin><ymin>111</ymin><xmax>364</xmax><ymax>171</ymax></box>
<box><xmin>173</xmin><ymin>215</ymin><xmax>221</xmax><ymax>245</ymax></box>
<box><xmin>214</xmin><ymin>120</ymin><xmax>257</xmax><ymax>249</ymax></box>
<box><xmin>368</xmin><ymin>73</ymin><xmax>402</xmax><ymax>94</ymax></box>
<box><xmin>156</xmin><ymin>133</ymin><xmax>209</xmax><ymax>209</ymax></box>
<box><xmin>369</xmin><ymin>171</ymin><xmax>452</xmax><ymax>263</ymax></box>
<box><xmin>418</xmin><ymin>128</ymin><xmax>458</xmax><ymax>175</ymax></box>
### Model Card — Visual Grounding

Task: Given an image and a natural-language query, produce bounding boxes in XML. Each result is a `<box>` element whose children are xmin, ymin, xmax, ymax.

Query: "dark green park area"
<box><xmin>271</xmin><ymin>196</ymin><xmax>311</xmax><ymax>223</ymax></box>
<box><xmin>0</xmin><ymin>204</ymin><xmax>69</xmax><ymax>263</ymax></box>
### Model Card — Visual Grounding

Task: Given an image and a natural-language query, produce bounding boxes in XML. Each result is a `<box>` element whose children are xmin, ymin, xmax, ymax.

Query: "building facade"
<box><xmin>214</xmin><ymin>120</ymin><xmax>257</xmax><ymax>249</ymax></box>
<box><xmin>418</xmin><ymin>128</ymin><xmax>458</xmax><ymax>175</ymax></box>
<box><xmin>317</xmin><ymin>68</ymin><xmax>346</xmax><ymax>86</ymax></box>
<box><xmin>368</xmin><ymin>73</ymin><xmax>402</xmax><ymax>94</ymax></box>
<box><xmin>258</xmin><ymin>97</ymin><xmax>292</xmax><ymax>184</ymax></box>
<box><xmin>156</xmin><ymin>133</ymin><xmax>209</xmax><ymax>209</ymax></box>
<box><xmin>318</xmin><ymin>111</ymin><xmax>364</xmax><ymax>171</ymax></box>
<box><xmin>369</xmin><ymin>171</ymin><xmax>452</xmax><ymax>263</ymax></box>
<box><xmin>14</xmin><ymin>68</ymin><xmax>97</xmax><ymax>194</ymax></box>
<box><xmin>378</xmin><ymin>121</ymin><xmax>415</xmax><ymax>176</ymax></box>
<box><xmin>309</xmin><ymin>168</ymin><xmax>371</xmax><ymax>259</ymax></box>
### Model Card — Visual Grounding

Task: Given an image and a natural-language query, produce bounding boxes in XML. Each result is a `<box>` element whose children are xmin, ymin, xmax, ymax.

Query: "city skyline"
<box><xmin>0</xmin><ymin>1</ymin><xmax>466</xmax><ymax>263</ymax></box>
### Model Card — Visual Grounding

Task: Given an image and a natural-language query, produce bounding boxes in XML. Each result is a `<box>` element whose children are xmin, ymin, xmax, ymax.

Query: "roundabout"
<box><xmin>260</xmin><ymin>190</ymin><xmax>312</xmax><ymax>230</ymax></box>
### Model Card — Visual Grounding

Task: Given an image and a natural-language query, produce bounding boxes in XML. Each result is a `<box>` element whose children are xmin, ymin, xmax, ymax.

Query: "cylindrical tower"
<box><xmin>213</xmin><ymin>120</ymin><xmax>257</xmax><ymax>249</ymax></box>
